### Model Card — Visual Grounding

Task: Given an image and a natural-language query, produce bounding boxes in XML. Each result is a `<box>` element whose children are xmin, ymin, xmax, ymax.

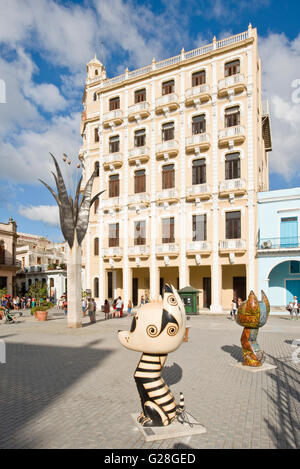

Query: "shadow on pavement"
<box><xmin>221</xmin><ymin>344</ymin><xmax>243</xmax><ymax>363</ymax></box>
<box><xmin>162</xmin><ymin>362</ymin><xmax>183</xmax><ymax>386</ymax></box>
<box><xmin>263</xmin><ymin>351</ymin><xmax>300</xmax><ymax>448</ymax></box>
<box><xmin>0</xmin><ymin>341</ymin><xmax>115</xmax><ymax>448</ymax></box>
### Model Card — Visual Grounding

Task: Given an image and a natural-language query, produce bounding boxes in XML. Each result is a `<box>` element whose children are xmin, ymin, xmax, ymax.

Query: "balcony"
<box><xmin>186</xmin><ymin>241</ymin><xmax>211</xmax><ymax>254</ymax></box>
<box><xmin>102</xmin><ymin>197</ymin><xmax>122</xmax><ymax>211</ymax></box>
<box><xmin>155</xmin><ymin>93</ymin><xmax>179</xmax><ymax>114</ymax></box>
<box><xmin>155</xmin><ymin>140</ymin><xmax>178</xmax><ymax>160</ymax></box>
<box><xmin>258</xmin><ymin>237</ymin><xmax>300</xmax><ymax>252</ymax></box>
<box><xmin>102</xmin><ymin>109</ymin><xmax>123</xmax><ymax>128</ymax></box>
<box><xmin>127</xmin><ymin>193</ymin><xmax>150</xmax><ymax>206</ymax></box>
<box><xmin>185</xmin><ymin>133</ymin><xmax>210</xmax><ymax>153</ymax></box>
<box><xmin>128</xmin><ymin>146</ymin><xmax>150</xmax><ymax>164</ymax></box>
<box><xmin>218</xmin><ymin>74</ymin><xmax>246</xmax><ymax>97</ymax></box>
<box><xmin>128</xmin><ymin>102</ymin><xmax>150</xmax><ymax>122</ymax></box>
<box><xmin>185</xmin><ymin>84</ymin><xmax>211</xmax><ymax>106</ymax></box>
<box><xmin>103</xmin><ymin>247</ymin><xmax>122</xmax><ymax>258</ymax></box>
<box><xmin>218</xmin><ymin>125</ymin><xmax>245</xmax><ymax>148</ymax></box>
<box><xmin>156</xmin><ymin>188</ymin><xmax>179</xmax><ymax>203</ymax></box>
<box><xmin>128</xmin><ymin>245</ymin><xmax>150</xmax><ymax>258</ymax></box>
<box><xmin>156</xmin><ymin>243</ymin><xmax>179</xmax><ymax>256</ymax></box>
<box><xmin>186</xmin><ymin>183</ymin><xmax>211</xmax><ymax>201</ymax></box>
<box><xmin>102</xmin><ymin>152</ymin><xmax>123</xmax><ymax>169</ymax></box>
<box><xmin>219</xmin><ymin>239</ymin><xmax>246</xmax><ymax>253</ymax></box>
<box><xmin>219</xmin><ymin>178</ymin><xmax>246</xmax><ymax>196</ymax></box>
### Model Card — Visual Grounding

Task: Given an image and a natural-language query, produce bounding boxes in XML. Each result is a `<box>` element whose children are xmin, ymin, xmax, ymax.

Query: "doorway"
<box><xmin>233</xmin><ymin>276</ymin><xmax>246</xmax><ymax>302</ymax></box>
<box><xmin>203</xmin><ymin>277</ymin><xmax>211</xmax><ymax>308</ymax></box>
<box><xmin>132</xmin><ymin>278</ymin><xmax>138</xmax><ymax>306</ymax></box>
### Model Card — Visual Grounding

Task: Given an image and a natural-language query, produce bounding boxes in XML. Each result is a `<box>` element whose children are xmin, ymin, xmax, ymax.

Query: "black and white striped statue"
<box><xmin>118</xmin><ymin>284</ymin><xmax>187</xmax><ymax>427</ymax></box>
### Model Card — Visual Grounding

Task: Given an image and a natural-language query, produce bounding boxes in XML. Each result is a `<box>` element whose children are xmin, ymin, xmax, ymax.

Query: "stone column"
<box><xmin>67</xmin><ymin>235</ymin><xmax>82</xmax><ymax>328</ymax></box>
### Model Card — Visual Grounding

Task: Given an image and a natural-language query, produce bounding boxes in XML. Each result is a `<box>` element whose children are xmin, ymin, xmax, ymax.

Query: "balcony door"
<box><xmin>280</xmin><ymin>217</ymin><xmax>298</xmax><ymax>248</ymax></box>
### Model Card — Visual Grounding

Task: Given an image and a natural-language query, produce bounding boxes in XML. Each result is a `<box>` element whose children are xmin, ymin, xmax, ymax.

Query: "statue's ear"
<box><xmin>159</xmin><ymin>308</ymin><xmax>178</xmax><ymax>335</ymax></box>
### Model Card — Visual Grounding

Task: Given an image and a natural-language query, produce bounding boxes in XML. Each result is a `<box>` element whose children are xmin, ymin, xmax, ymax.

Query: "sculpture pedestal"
<box><xmin>231</xmin><ymin>362</ymin><xmax>277</xmax><ymax>373</ymax></box>
<box><xmin>67</xmin><ymin>238</ymin><xmax>82</xmax><ymax>328</ymax></box>
<box><xmin>131</xmin><ymin>414</ymin><xmax>206</xmax><ymax>442</ymax></box>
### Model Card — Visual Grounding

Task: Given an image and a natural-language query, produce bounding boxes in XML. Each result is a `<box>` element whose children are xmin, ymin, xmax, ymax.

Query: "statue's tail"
<box><xmin>177</xmin><ymin>392</ymin><xmax>185</xmax><ymax>413</ymax></box>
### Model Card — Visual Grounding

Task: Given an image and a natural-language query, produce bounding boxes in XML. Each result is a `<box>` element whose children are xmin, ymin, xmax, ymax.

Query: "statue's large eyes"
<box><xmin>167</xmin><ymin>324</ymin><xmax>179</xmax><ymax>336</ymax></box>
<box><xmin>167</xmin><ymin>295</ymin><xmax>178</xmax><ymax>306</ymax></box>
<box><xmin>147</xmin><ymin>325</ymin><xmax>158</xmax><ymax>337</ymax></box>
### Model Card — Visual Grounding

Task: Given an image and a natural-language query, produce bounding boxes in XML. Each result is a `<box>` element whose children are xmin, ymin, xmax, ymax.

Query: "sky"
<box><xmin>1</xmin><ymin>0</ymin><xmax>300</xmax><ymax>242</ymax></box>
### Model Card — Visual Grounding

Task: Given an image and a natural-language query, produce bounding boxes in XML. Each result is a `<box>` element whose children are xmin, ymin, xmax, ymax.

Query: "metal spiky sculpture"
<box><xmin>39</xmin><ymin>153</ymin><xmax>104</xmax><ymax>328</ymax></box>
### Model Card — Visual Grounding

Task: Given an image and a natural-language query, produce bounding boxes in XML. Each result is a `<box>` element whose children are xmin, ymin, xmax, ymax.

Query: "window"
<box><xmin>162</xmin><ymin>164</ymin><xmax>175</xmax><ymax>189</ymax></box>
<box><xmin>134</xmin><ymin>169</ymin><xmax>146</xmax><ymax>193</ymax></box>
<box><xmin>162</xmin><ymin>80</ymin><xmax>174</xmax><ymax>95</ymax></box>
<box><xmin>109</xmin><ymin>223</ymin><xmax>119</xmax><ymax>247</ymax></box>
<box><xmin>226</xmin><ymin>211</ymin><xmax>241</xmax><ymax>239</ymax></box>
<box><xmin>50</xmin><ymin>278</ymin><xmax>54</xmax><ymax>288</ymax></box>
<box><xmin>192</xmin><ymin>114</ymin><xmax>206</xmax><ymax>134</ymax></box>
<box><xmin>192</xmin><ymin>159</ymin><xmax>206</xmax><ymax>185</ymax></box>
<box><xmin>162</xmin><ymin>218</ymin><xmax>175</xmax><ymax>243</ymax></box>
<box><xmin>225</xmin><ymin>60</ymin><xmax>240</xmax><ymax>77</ymax></box>
<box><xmin>94</xmin><ymin>198</ymin><xmax>99</xmax><ymax>214</ymax></box>
<box><xmin>192</xmin><ymin>70</ymin><xmax>206</xmax><ymax>87</ymax></box>
<box><xmin>94</xmin><ymin>127</ymin><xmax>99</xmax><ymax>142</ymax></box>
<box><xmin>193</xmin><ymin>214</ymin><xmax>207</xmax><ymax>241</ymax></box>
<box><xmin>0</xmin><ymin>241</ymin><xmax>4</xmax><ymax>264</ymax></box>
<box><xmin>225</xmin><ymin>106</ymin><xmax>240</xmax><ymax>128</ymax></box>
<box><xmin>94</xmin><ymin>237</ymin><xmax>99</xmax><ymax>256</ymax></box>
<box><xmin>225</xmin><ymin>153</ymin><xmax>240</xmax><ymax>180</ymax></box>
<box><xmin>95</xmin><ymin>69</ymin><xmax>99</xmax><ymax>76</ymax></box>
<box><xmin>109</xmin><ymin>96</ymin><xmax>120</xmax><ymax>111</ymax></box>
<box><xmin>109</xmin><ymin>135</ymin><xmax>120</xmax><ymax>153</ymax></box>
<box><xmin>162</xmin><ymin>122</ymin><xmax>174</xmax><ymax>141</ymax></box>
<box><xmin>134</xmin><ymin>129</ymin><xmax>146</xmax><ymax>147</ymax></box>
<box><xmin>93</xmin><ymin>92</ymin><xmax>97</xmax><ymax>101</ymax></box>
<box><xmin>109</xmin><ymin>174</ymin><xmax>120</xmax><ymax>198</ymax></box>
<box><xmin>94</xmin><ymin>161</ymin><xmax>100</xmax><ymax>177</ymax></box>
<box><xmin>94</xmin><ymin>277</ymin><xmax>99</xmax><ymax>298</ymax></box>
<box><xmin>290</xmin><ymin>261</ymin><xmax>300</xmax><ymax>274</ymax></box>
<box><xmin>135</xmin><ymin>88</ymin><xmax>146</xmax><ymax>103</ymax></box>
<box><xmin>37</xmin><ymin>257</ymin><xmax>41</xmax><ymax>265</ymax></box>
<box><xmin>134</xmin><ymin>220</ymin><xmax>146</xmax><ymax>245</ymax></box>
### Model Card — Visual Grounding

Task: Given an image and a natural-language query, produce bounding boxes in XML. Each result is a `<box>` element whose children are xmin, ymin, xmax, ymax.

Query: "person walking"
<box><xmin>230</xmin><ymin>298</ymin><xmax>237</xmax><ymax>320</ymax></box>
<box><xmin>140</xmin><ymin>295</ymin><xmax>145</xmax><ymax>306</ymax></box>
<box><xmin>104</xmin><ymin>299</ymin><xmax>110</xmax><ymax>320</ymax></box>
<box><xmin>127</xmin><ymin>299</ymin><xmax>133</xmax><ymax>317</ymax></box>
<box><xmin>116</xmin><ymin>296</ymin><xmax>123</xmax><ymax>318</ymax></box>
<box><xmin>291</xmin><ymin>296</ymin><xmax>298</xmax><ymax>320</ymax></box>
<box><xmin>87</xmin><ymin>298</ymin><xmax>97</xmax><ymax>323</ymax></box>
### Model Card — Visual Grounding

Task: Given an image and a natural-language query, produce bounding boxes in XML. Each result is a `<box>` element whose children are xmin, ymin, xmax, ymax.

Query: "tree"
<box><xmin>28</xmin><ymin>282</ymin><xmax>48</xmax><ymax>306</ymax></box>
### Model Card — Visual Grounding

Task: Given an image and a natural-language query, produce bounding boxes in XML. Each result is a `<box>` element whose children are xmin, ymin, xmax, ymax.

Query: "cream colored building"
<box><xmin>0</xmin><ymin>218</ymin><xmax>19</xmax><ymax>296</ymax></box>
<box><xmin>80</xmin><ymin>25</ymin><xmax>272</xmax><ymax>312</ymax></box>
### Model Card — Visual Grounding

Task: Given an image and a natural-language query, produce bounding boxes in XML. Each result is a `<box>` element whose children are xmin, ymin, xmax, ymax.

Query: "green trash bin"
<box><xmin>178</xmin><ymin>285</ymin><xmax>199</xmax><ymax>315</ymax></box>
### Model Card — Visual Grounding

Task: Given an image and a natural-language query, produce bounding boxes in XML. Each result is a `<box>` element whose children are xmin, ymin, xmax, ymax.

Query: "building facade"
<box><xmin>0</xmin><ymin>218</ymin><xmax>19</xmax><ymax>296</ymax></box>
<box><xmin>80</xmin><ymin>25</ymin><xmax>271</xmax><ymax>311</ymax></box>
<box><xmin>16</xmin><ymin>233</ymin><xmax>67</xmax><ymax>302</ymax></box>
<box><xmin>257</xmin><ymin>188</ymin><xmax>300</xmax><ymax>308</ymax></box>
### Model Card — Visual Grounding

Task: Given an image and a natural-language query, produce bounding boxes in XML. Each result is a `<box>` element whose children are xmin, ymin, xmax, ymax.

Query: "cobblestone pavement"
<box><xmin>0</xmin><ymin>309</ymin><xmax>299</xmax><ymax>449</ymax></box>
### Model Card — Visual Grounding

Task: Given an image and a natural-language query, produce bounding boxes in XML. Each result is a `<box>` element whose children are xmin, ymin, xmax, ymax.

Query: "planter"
<box><xmin>35</xmin><ymin>310</ymin><xmax>48</xmax><ymax>321</ymax></box>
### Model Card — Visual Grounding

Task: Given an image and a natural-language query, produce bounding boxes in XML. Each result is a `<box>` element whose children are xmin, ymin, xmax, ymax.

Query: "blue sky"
<box><xmin>1</xmin><ymin>0</ymin><xmax>300</xmax><ymax>242</ymax></box>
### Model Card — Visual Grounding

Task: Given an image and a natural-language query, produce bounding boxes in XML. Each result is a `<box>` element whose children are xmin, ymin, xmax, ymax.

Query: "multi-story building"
<box><xmin>80</xmin><ymin>25</ymin><xmax>272</xmax><ymax>312</ymax></box>
<box><xmin>257</xmin><ymin>188</ymin><xmax>300</xmax><ymax>308</ymax></box>
<box><xmin>16</xmin><ymin>233</ymin><xmax>67</xmax><ymax>301</ymax></box>
<box><xmin>0</xmin><ymin>218</ymin><xmax>19</xmax><ymax>296</ymax></box>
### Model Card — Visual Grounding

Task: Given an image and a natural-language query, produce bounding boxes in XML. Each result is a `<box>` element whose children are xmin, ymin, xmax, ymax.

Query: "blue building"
<box><xmin>257</xmin><ymin>188</ymin><xmax>300</xmax><ymax>308</ymax></box>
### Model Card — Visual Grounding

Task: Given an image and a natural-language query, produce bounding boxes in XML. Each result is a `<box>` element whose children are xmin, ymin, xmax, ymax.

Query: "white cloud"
<box><xmin>19</xmin><ymin>204</ymin><xmax>60</xmax><ymax>227</ymax></box>
<box><xmin>259</xmin><ymin>32</ymin><xmax>300</xmax><ymax>180</ymax></box>
<box><xmin>23</xmin><ymin>82</ymin><xmax>67</xmax><ymax>113</ymax></box>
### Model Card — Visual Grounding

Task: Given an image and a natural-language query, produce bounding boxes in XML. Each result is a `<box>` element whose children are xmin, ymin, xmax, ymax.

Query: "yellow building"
<box><xmin>0</xmin><ymin>219</ymin><xmax>19</xmax><ymax>296</ymax></box>
<box><xmin>80</xmin><ymin>25</ymin><xmax>272</xmax><ymax>312</ymax></box>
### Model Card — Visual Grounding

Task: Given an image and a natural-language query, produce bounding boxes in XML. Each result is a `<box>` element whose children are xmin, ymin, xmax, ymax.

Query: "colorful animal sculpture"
<box><xmin>235</xmin><ymin>290</ymin><xmax>270</xmax><ymax>367</ymax></box>
<box><xmin>118</xmin><ymin>284</ymin><xmax>187</xmax><ymax>427</ymax></box>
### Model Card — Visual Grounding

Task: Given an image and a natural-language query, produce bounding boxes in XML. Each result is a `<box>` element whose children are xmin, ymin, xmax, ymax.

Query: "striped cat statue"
<box><xmin>118</xmin><ymin>284</ymin><xmax>187</xmax><ymax>427</ymax></box>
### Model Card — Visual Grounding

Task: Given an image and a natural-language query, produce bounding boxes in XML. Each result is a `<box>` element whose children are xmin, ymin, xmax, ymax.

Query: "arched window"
<box><xmin>0</xmin><ymin>240</ymin><xmax>5</xmax><ymax>264</ymax></box>
<box><xmin>94</xmin><ymin>277</ymin><xmax>99</xmax><ymax>298</ymax></box>
<box><xmin>94</xmin><ymin>161</ymin><xmax>99</xmax><ymax>177</ymax></box>
<box><xmin>94</xmin><ymin>237</ymin><xmax>99</xmax><ymax>256</ymax></box>
<box><xmin>93</xmin><ymin>92</ymin><xmax>97</xmax><ymax>101</ymax></box>
<box><xmin>95</xmin><ymin>69</ymin><xmax>98</xmax><ymax>76</ymax></box>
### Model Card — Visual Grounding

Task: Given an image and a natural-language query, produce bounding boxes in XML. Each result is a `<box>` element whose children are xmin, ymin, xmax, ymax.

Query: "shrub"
<box><xmin>31</xmin><ymin>303</ymin><xmax>52</xmax><ymax>315</ymax></box>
